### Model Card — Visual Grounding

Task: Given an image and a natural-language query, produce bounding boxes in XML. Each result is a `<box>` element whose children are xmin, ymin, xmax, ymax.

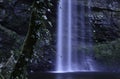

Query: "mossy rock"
<box><xmin>94</xmin><ymin>38</ymin><xmax>120</xmax><ymax>61</ymax></box>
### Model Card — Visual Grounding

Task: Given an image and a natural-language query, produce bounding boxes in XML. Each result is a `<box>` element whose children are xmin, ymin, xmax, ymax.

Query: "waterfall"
<box><xmin>68</xmin><ymin>0</ymin><xmax>72</xmax><ymax>71</ymax></box>
<box><xmin>56</xmin><ymin>0</ymin><xmax>63</xmax><ymax>72</ymax></box>
<box><xmin>78</xmin><ymin>0</ymin><xmax>96</xmax><ymax>71</ymax></box>
<box><xmin>56</xmin><ymin>0</ymin><xmax>96</xmax><ymax>72</ymax></box>
<box><xmin>56</xmin><ymin>0</ymin><xmax>78</xmax><ymax>72</ymax></box>
<box><xmin>56</xmin><ymin>0</ymin><xmax>74</xmax><ymax>72</ymax></box>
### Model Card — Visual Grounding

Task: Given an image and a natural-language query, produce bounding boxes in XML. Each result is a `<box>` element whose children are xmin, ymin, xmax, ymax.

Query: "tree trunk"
<box><xmin>9</xmin><ymin>1</ymin><xmax>40</xmax><ymax>79</ymax></box>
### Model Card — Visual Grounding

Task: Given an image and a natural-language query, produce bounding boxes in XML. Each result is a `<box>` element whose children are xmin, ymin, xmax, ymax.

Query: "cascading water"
<box><xmin>78</xmin><ymin>0</ymin><xmax>96</xmax><ymax>71</ymax></box>
<box><xmin>56</xmin><ymin>0</ymin><xmax>74</xmax><ymax>72</ymax></box>
<box><xmin>56</xmin><ymin>0</ymin><xmax>96</xmax><ymax>72</ymax></box>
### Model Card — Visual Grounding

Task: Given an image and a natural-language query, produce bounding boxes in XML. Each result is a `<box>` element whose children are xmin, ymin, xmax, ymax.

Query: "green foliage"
<box><xmin>0</xmin><ymin>74</ymin><xmax>4</xmax><ymax>79</ymax></box>
<box><xmin>94</xmin><ymin>38</ymin><xmax>120</xmax><ymax>61</ymax></box>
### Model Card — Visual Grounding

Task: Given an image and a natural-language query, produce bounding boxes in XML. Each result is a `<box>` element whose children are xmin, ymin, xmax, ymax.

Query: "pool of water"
<box><xmin>28</xmin><ymin>72</ymin><xmax>120</xmax><ymax>79</ymax></box>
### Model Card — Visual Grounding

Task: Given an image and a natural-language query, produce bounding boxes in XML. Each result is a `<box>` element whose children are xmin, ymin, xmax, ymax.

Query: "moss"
<box><xmin>0</xmin><ymin>74</ymin><xmax>4</xmax><ymax>79</ymax></box>
<box><xmin>94</xmin><ymin>38</ymin><xmax>120</xmax><ymax>61</ymax></box>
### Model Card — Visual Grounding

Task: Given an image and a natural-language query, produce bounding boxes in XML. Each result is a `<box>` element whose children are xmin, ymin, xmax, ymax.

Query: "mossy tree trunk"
<box><xmin>9</xmin><ymin>0</ymin><xmax>50</xmax><ymax>78</ymax></box>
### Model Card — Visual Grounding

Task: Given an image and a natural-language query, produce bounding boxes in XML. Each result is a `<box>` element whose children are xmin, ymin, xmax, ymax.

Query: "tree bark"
<box><xmin>9</xmin><ymin>1</ymin><xmax>40</xmax><ymax>79</ymax></box>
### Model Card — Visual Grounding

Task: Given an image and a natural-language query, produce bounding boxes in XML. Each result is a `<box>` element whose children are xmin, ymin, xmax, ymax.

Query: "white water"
<box><xmin>56</xmin><ymin>0</ymin><xmax>75</xmax><ymax>72</ymax></box>
<box><xmin>68</xmin><ymin>0</ymin><xmax>72</xmax><ymax>71</ymax></box>
<box><xmin>56</xmin><ymin>0</ymin><xmax>63</xmax><ymax>71</ymax></box>
<box><xmin>56</xmin><ymin>0</ymin><xmax>96</xmax><ymax>72</ymax></box>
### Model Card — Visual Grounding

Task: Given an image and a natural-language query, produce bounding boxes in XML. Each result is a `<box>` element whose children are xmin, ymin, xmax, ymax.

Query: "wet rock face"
<box><xmin>0</xmin><ymin>0</ymin><xmax>30</xmax><ymax>62</ymax></box>
<box><xmin>92</xmin><ymin>0</ymin><xmax>120</xmax><ymax>10</ymax></box>
<box><xmin>0</xmin><ymin>0</ymin><xmax>30</xmax><ymax>35</ymax></box>
<box><xmin>78</xmin><ymin>0</ymin><xmax>120</xmax><ymax>43</ymax></box>
<box><xmin>0</xmin><ymin>9</ymin><xmax>5</xmax><ymax>22</ymax></box>
<box><xmin>0</xmin><ymin>0</ymin><xmax>3</xmax><ymax>2</ymax></box>
<box><xmin>0</xmin><ymin>30</ymin><xmax>15</xmax><ymax>62</ymax></box>
<box><xmin>77</xmin><ymin>1</ymin><xmax>120</xmax><ymax>43</ymax></box>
